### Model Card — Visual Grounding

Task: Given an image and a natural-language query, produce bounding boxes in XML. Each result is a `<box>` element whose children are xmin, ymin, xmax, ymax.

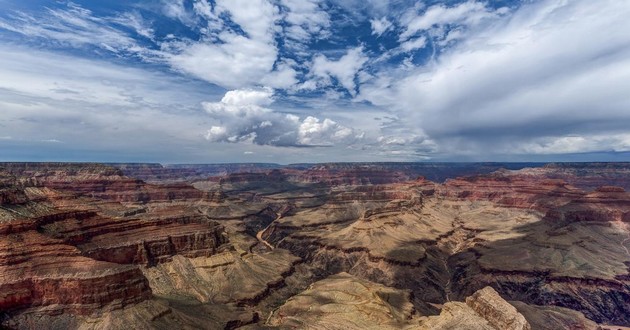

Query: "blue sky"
<box><xmin>0</xmin><ymin>0</ymin><xmax>629</xmax><ymax>163</ymax></box>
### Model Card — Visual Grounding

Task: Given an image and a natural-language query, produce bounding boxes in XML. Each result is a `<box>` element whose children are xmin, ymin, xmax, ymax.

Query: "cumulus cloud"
<box><xmin>203</xmin><ymin>89</ymin><xmax>362</xmax><ymax>147</ymax></box>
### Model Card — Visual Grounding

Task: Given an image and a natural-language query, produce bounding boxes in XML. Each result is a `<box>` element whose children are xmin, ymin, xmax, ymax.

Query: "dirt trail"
<box><xmin>441</xmin><ymin>258</ymin><xmax>452</xmax><ymax>302</ymax></box>
<box><xmin>620</xmin><ymin>223</ymin><xmax>630</xmax><ymax>258</ymax></box>
<box><xmin>256</xmin><ymin>212</ymin><xmax>281</xmax><ymax>251</ymax></box>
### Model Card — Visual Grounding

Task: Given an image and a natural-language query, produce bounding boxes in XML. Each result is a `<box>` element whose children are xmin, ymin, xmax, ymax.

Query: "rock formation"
<box><xmin>464</xmin><ymin>287</ymin><xmax>530</xmax><ymax>330</ymax></box>
<box><xmin>1</xmin><ymin>162</ymin><xmax>629</xmax><ymax>329</ymax></box>
<box><xmin>266</xmin><ymin>272</ymin><xmax>415</xmax><ymax>329</ymax></box>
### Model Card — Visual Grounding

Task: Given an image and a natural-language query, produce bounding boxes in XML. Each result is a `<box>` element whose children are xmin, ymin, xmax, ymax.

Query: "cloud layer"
<box><xmin>361</xmin><ymin>0</ymin><xmax>630</xmax><ymax>158</ymax></box>
<box><xmin>1</xmin><ymin>0</ymin><xmax>629</xmax><ymax>162</ymax></box>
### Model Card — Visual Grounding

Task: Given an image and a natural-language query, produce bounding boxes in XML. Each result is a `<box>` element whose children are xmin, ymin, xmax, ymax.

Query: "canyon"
<box><xmin>0</xmin><ymin>162</ymin><xmax>628</xmax><ymax>329</ymax></box>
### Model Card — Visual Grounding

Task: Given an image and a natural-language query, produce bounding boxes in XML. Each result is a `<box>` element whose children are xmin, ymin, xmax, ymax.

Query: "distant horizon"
<box><xmin>2</xmin><ymin>160</ymin><xmax>630</xmax><ymax>166</ymax></box>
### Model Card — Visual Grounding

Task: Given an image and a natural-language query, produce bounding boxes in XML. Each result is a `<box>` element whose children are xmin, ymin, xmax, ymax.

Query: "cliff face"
<box><xmin>0</xmin><ymin>165</ymin><xmax>230</xmax><ymax>328</ymax></box>
<box><xmin>440</xmin><ymin>172</ymin><xmax>584</xmax><ymax>211</ymax></box>
<box><xmin>1</xmin><ymin>162</ymin><xmax>629</xmax><ymax>329</ymax></box>
<box><xmin>0</xmin><ymin>227</ymin><xmax>152</xmax><ymax>315</ymax></box>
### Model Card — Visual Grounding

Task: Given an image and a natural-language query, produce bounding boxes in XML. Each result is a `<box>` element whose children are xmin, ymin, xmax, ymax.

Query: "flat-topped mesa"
<box><xmin>0</xmin><ymin>170</ymin><xmax>28</xmax><ymax>205</ymax></box>
<box><xmin>440</xmin><ymin>171</ymin><xmax>584</xmax><ymax>210</ymax></box>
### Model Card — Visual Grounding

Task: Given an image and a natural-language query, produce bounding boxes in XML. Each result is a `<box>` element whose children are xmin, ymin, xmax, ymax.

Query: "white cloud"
<box><xmin>260</xmin><ymin>61</ymin><xmax>299</xmax><ymax>89</ymax></box>
<box><xmin>220</xmin><ymin>88</ymin><xmax>274</xmax><ymax>107</ymax></box>
<box><xmin>161</xmin><ymin>0</ymin><xmax>195</xmax><ymax>26</ymax></box>
<box><xmin>202</xmin><ymin>89</ymin><xmax>362</xmax><ymax>147</ymax></box>
<box><xmin>309</xmin><ymin>47</ymin><xmax>368</xmax><ymax>95</ymax></box>
<box><xmin>0</xmin><ymin>45</ymin><xmax>220</xmax><ymax>160</ymax></box>
<box><xmin>281</xmin><ymin>0</ymin><xmax>330</xmax><ymax>42</ymax></box>
<box><xmin>400</xmin><ymin>36</ymin><xmax>427</xmax><ymax>52</ymax></box>
<box><xmin>0</xmin><ymin>1</ymin><xmax>297</xmax><ymax>91</ymax></box>
<box><xmin>215</xmin><ymin>0</ymin><xmax>278</xmax><ymax>41</ymax></box>
<box><xmin>298</xmin><ymin>116</ymin><xmax>354</xmax><ymax>146</ymax></box>
<box><xmin>110</xmin><ymin>11</ymin><xmax>155</xmax><ymax>40</ymax></box>
<box><xmin>168</xmin><ymin>0</ymin><xmax>283</xmax><ymax>89</ymax></box>
<box><xmin>370</xmin><ymin>17</ymin><xmax>392</xmax><ymax>37</ymax></box>
<box><xmin>399</xmin><ymin>1</ymin><xmax>502</xmax><ymax>41</ymax></box>
<box><xmin>517</xmin><ymin>134</ymin><xmax>630</xmax><ymax>155</ymax></box>
<box><xmin>0</xmin><ymin>3</ymin><xmax>143</xmax><ymax>55</ymax></box>
<box><xmin>359</xmin><ymin>0</ymin><xmax>630</xmax><ymax>157</ymax></box>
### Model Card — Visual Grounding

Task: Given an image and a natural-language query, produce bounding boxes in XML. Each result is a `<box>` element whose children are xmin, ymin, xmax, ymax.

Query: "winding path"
<box><xmin>441</xmin><ymin>257</ymin><xmax>452</xmax><ymax>302</ymax></box>
<box><xmin>256</xmin><ymin>212</ymin><xmax>281</xmax><ymax>251</ymax></box>
<box><xmin>614</xmin><ymin>221</ymin><xmax>630</xmax><ymax>258</ymax></box>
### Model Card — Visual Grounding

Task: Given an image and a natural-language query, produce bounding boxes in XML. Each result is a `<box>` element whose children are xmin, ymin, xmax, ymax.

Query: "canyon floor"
<box><xmin>1</xmin><ymin>162</ymin><xmax>628</xmax><ymax>329</ymax></box>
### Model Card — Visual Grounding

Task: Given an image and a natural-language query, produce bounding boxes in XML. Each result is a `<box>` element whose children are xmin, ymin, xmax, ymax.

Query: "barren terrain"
<box><xmin>1</xmin><ymin>162</ymin><xmax>628</xmax><ymax>329</ymax></box>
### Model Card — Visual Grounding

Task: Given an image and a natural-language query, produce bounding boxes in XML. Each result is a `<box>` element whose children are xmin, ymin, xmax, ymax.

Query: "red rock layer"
<box><xmin>440</xmin><ymin>172</ymin><xmax>584</xmax><ymax>211</ymax></box>
<box><xmin>0</xmin><ymin>168</ymin><xmax>229</xmax><ymax>318</ymax></box>
<box><xmin>0</xmin><ymin>226</ymin><xmax>151</xmax><ymax>315</ymax></box>
<box><xmin>71</xmin><ymin>212</ymin><xmax>228</xmax><ymax>265</ymax></box>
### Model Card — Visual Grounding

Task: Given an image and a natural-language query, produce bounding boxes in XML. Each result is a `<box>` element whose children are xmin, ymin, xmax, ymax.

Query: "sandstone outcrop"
<box><xmin>465</xmin><ymin>287</ymin><xmax>530</xmax><ymax>330</ymax></box>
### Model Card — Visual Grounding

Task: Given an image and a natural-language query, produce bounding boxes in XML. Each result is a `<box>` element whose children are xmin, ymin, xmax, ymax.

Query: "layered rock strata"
<box><xmin>1</xmin><ymin>162</ymin><xmax>629</xmax><ymax>329</ymax></box>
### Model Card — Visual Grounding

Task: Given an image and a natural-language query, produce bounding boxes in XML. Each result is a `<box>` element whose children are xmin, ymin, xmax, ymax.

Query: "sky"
<box><xmin>0</xmin><ymin>0</ymin><xmax>629</xmax><ymax>163</ymax></box>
